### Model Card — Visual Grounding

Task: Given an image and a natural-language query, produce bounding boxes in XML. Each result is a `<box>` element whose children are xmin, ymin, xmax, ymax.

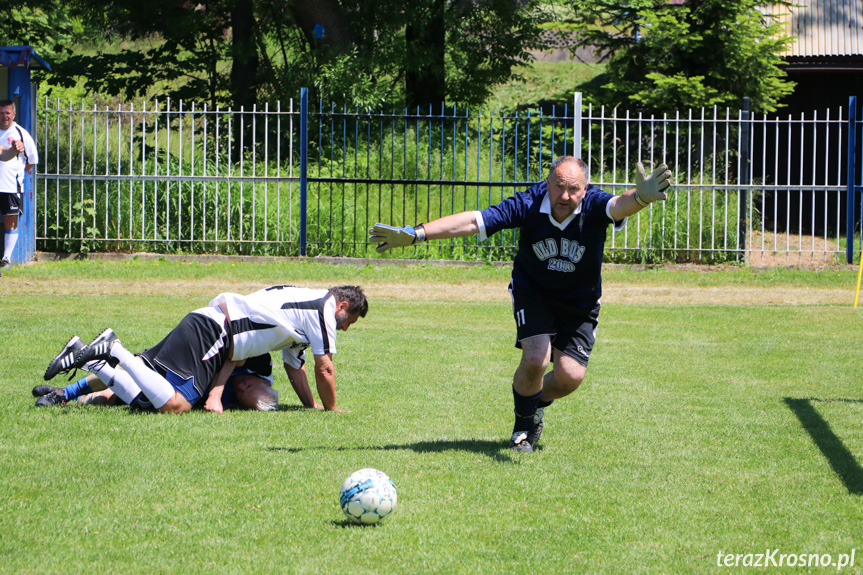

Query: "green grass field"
<box><xmin>2</xmin><ymin>258</ymin><xmax>863</xmax><ymax>574</ymax></box>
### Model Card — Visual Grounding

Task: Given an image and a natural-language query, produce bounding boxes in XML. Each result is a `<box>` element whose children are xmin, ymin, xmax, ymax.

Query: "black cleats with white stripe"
<box><xmin>32</xmin><ymin>384</ymin><xmax>60</xmax><ymax>397</ymax></box>
<box><xmin>0</xmin><ymin>257</ymin><xmax>10</xmax><ymax>270</ymax></box>
<box><xmin>35</xmin><ymin>389</ymin><xmax>68</xmax><ymax>407</ymax></box>
<box><xmin>528</xmin><ymin>407</ymin><xmax>545</xmax><ymax>447</ymax></box>
<box><xmin>75</xmin><ymin>329</ymin><xmax>121</xmax><ymax>368</ymax></box>
<box><xmin>509</xmin><ymin>431</ymin><xmax>533</xmax><ymax>453</ymax></box>
<box><xmin>44</xmin><ymin>336</ymin><xmax>86</xmax><ymax>381</ymax></box>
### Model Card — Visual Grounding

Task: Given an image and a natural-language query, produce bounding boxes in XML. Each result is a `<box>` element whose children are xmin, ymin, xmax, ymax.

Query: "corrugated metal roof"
<box><xmin>769</xmin><ymin>0</ymin><xmax>863</xmax><ymax>57</ymax></box>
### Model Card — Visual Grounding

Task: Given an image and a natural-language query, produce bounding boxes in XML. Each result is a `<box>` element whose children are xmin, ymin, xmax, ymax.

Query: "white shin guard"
<box><xmin>86</xmin><ymin>361</ymin><xmax>142</xmax><ymax>405</ymax></box>
<box><xmin>112</xmin><ymin>344</ymin><xmax>175</xmax><ymax>409</ymax></box>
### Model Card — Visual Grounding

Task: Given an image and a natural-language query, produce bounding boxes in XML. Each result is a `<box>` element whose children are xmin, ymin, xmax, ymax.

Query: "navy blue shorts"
<box><xmin>0</xmin><ymin>192</ymin><xmax>23</xmax><ymax>217</ymax></box>
<box><xmin>138</xmin><ymin>308</ymin><xmax>231</xmax><ymax>406</ymax></box>
<box><xmin>509</xmin><ymin>283</ymin><xmax>600</xmax><ymax>367</ymax></box>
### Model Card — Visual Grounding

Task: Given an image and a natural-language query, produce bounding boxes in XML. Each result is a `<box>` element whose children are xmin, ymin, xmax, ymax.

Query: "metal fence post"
<box><xmin>300</xmin><ymin>87</ymin><xmax>309</xmax><ymax>256</ymax></box>
<box><xmin>847</xmin><ymin>96</ymin><xmax>858</xmax><ymax>264</ymax></box>
<box><xmin>738</xmin><ymin>97</ymin><xmax>751</xmax><ymax>260</ymax></box>
<box><xmin>573</xmin><ymin>92</ymin><xmax>582</xmax><ymax>161</ymax></box>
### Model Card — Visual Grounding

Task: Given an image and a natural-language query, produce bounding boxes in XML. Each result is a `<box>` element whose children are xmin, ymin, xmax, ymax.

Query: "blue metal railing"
<box><xmin>34</xmin><ymin>92</ymin><xmax>858</xmax><ymax>263</ymax></box>
<box><xmin>847</xmin><ymin>96</ymin><xmax>862</xmax><ymax>264</ymax></box>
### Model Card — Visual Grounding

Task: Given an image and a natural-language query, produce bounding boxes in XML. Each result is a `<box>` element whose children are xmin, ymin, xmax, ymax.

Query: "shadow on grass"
<box><xmin>269</xmin><ymin>438</ymin><xmax>538</xmax><ymax>463</ymax></box>
<box><xmin>784</xmin><ymin>397</ymin><xmax>863</xmax><ymax>495</ymax></box>
<box><xmin>329</xmin><ymin>518</ymin><xmax>386</xmax><ymax>528</ymax></box>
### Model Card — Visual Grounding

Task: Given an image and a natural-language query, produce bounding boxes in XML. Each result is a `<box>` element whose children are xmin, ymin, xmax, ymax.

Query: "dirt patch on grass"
<box><xmin>746</xmin><ymin>230</ymin><xmax>845</xmax><ymax>267</ymax></box>
<box><xmin>4</xmin><ymin>250</ymin><xmax>856</xmax><ymax>306</ymax></box>
<box><xmin>5</xmin><ymin>275</ymin><xmax>855</xmax><ymax>306</ymax></box>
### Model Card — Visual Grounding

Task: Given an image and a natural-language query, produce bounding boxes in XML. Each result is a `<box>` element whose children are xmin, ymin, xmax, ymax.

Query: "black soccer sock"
<box><xmin>512</xmin><ymin>387</ymin><xmax>543</xmax><ymax>433</ymax></box>
<box><xmin>538</xmin><ymin>399</ymin><xmax>554</xmax><ymax>409</ymax></box>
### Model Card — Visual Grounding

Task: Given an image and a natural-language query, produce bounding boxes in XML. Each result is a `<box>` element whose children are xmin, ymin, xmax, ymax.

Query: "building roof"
<box><xmin>769</xmin><ymin>0</ymin><xmax>863</xmax><ymax>58</ymax></box>
<box><xmin>0</xmin><ymin>46</ymin><xmax>51</xmax><ymax>70</ymax></box>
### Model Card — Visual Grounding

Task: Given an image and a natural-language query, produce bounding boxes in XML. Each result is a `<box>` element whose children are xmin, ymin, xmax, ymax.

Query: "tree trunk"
<box><xmin>230</xmin><ymin>0</ymin><xmax>259</xmax><ymax>158</ymax></box>
<box><xmin>406</xmin><ymin>0</ymin><xmax>446</xmax><ymax>111</ymax></box>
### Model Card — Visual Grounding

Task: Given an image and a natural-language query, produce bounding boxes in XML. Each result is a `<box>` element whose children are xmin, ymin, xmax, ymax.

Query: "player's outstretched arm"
<box><xmin>284</xmin><ymin>362</ymin><xmax>323</xmax><ymax>409</ymax></box>
<box><xmin>369</xmin><ymin>211</ymin><xmax>479</xmax><ymax>252</ymax></box>
<box><xmin>609</xmin><ymin>162</ymin><xmax>673</xmax><ymax>220</ymax></box>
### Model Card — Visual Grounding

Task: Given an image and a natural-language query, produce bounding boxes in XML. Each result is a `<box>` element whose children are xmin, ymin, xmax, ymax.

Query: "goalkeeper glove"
<box><xmin>369</xmin><ymin>223</ymin><xmax>427</xmax><ymax>253</ymax></box>
<box><xmin>634</xmin><ymin>162</ymin><xmax>673</xmax><ymax>207</ymax></box>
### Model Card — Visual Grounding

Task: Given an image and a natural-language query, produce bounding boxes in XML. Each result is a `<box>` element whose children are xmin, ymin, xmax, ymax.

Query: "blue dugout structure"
<box><xmin>0</xmin><ymin>46</ymin><xmax>49</xmax><ymax>265</ymax></box>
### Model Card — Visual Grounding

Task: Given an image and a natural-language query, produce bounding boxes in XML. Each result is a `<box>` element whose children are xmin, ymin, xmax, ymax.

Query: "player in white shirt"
<box><xmin>0</xmin><ymin>100</ymin><xmax>38</xmax><ymax>270</ymax></box>
<box><xmin>44</xmin><ymin>285</ymin><xmax>368</xmax><ymax>414</ymax></box>
<box><xmin>35</xmin><ymin>352</ymin><xmax>279</xmax><ymax>412</ymax></box>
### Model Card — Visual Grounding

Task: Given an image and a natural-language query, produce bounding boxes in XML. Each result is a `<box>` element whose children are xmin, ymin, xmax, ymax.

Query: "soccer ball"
<box><xmin>339</xmin><ymin>468</ymin><xmax>397</xmax><ymax>525</ymax></box>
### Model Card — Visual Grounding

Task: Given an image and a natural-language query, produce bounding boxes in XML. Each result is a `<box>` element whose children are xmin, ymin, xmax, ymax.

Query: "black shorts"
<box><xmin>0</xmin><ymin>192</ymin><xmax>23</xmax><ymax>217</ymax></box>
<box><xmin>509</xmin><ymin>283</ymin><xmax>600</xmax><ymax>367</ymax></box>
<box><xmin>138</xmin><ymin>308</ymin><xmax>231</xmax><ymax>406</ymax></box>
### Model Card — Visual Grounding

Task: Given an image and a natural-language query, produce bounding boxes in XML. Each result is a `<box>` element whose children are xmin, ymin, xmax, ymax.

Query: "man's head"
<box><xmin>233</xmin><ymin>374</ymin><xmax>279</xmax><ymax>411</ymax></box>
<box><xmin>330</xmin><ymin>285</ymin><xmax>368</xmax><ymax>332</ymax></box>
<box><xmin>546</xmin><ymin>156</ymin><xmax>589</xmax><ymax>224</ymax></box>
<box><xmin>0</xmin><ymin>100</ymin><xmax>16</xmax><ymax>131</ymax></box>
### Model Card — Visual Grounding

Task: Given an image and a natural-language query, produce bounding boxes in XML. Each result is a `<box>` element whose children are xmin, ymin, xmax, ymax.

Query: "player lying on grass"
<box><xmin>370</xmin><ymin>157</ymin><xmax>672</xmax><ymax>453</ymax></box>
<box><xmin>35</xmin><ymin>353</ymin><xmax>279</xmax><ymax>412</ymax></box>
<box><xmin>41</xmin><ymin>285</ymin><xmax>368</xmax><ymax>414</ymax></box>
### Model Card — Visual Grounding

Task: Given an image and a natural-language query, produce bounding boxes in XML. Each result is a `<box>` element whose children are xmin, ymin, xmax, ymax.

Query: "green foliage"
<box><xmin>0</xmin><ymin>2</ymin><xmax>78</xmax><ymax>59</ymax></box>
<box><xmin>48</xmin><ymin>0</ymin><xmax>233</xmax><ymax>109</ymax></box>
<box><xmin>570</xmin><ymin>0</ymin><xmax>795</xmax><ymax>113</ymax></box>
<box><xmin>10</xmin><ymin>0</ymin><xmax>549</xmax><ymax>113</ymax></box>
<box><xmin>444</xmin><ymin>0</ymin><xmax>549</xmax><ymax>107</ymax></box>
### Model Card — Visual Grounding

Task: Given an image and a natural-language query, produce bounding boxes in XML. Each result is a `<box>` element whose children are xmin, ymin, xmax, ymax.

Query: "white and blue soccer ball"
<box><xmin>339</xmin><ymin>468</ymin><xmax>397</xmax><ymax>525</ymax></box>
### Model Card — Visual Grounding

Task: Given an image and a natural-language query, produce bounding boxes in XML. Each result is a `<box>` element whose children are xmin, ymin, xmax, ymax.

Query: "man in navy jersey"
<box><xmin>370</xmin><ymin>157</ymin><xmax>672</xmax><ymax>452</ymax></box>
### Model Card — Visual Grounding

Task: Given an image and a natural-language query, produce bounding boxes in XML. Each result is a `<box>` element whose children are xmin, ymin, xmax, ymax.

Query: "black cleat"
<box><xmin>44</xmin><ymin>336</ymin><xmax>86</xmax><ymax>381</ymax></box>
<box><xmin>509</xmin><ymin>431</ymin><xmax>533</xmax><ymax>453</ymax></box>
<box><xmin>36</xmin><ymin>389</ymin><xmax>68</xmax><ymax>407</ymax></box>
<box><xmin>32</xmin><ymin>384</ymin><xmax>60</xmax><ymax>397</ymax></box>
<box><xmin>75</xmin><ymin>329</ymin><xmax>120</xmax><ymax>368</ymax></box>
<box><xmin>0</xmin><ymin>257</ymin><xmax>9</xmax><ymax>270</ymax></box>
<box><xmin>528</xmin><ymin>407</ymin><xmax>545</xmax><ymax>447</ymax></box>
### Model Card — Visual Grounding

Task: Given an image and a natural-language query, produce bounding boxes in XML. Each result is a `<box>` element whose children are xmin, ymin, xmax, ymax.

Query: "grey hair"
<box><xmin>252</xmin><ymin>385</ymin><xmax>279</xmax><ymax>411</ymax></box>
<box><xmin>548</xmin><ymin>156</ymin><xmax>589</xmax><ymax>180</ymax></box>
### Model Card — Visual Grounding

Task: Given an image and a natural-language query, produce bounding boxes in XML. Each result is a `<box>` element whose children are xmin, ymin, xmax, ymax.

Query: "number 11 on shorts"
<box><xmin>515</xmin><ymin>308</ymin><xmax>526</xmax><ymax>326</ymax></box>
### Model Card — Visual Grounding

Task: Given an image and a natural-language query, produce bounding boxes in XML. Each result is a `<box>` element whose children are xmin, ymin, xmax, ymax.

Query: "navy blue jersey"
<box><xmin>478</xmin><ymin>182</ymin><xmax>624</xmax><ymax>308</ymax></box>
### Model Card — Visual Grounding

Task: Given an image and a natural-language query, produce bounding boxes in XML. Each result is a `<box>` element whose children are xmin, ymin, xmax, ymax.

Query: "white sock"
<box><xmin>86</xmin><ymin>361</ymin><xmax>142</xmax><ymax>405</ymax></box>
<box><xmin>111</xmin><ymin>343</ymin><xmax>175</xmax><ymax>409</ymax></box>
<box><xmin>3</xmin><ymin>230</ymin><xmax>18</xmax><ymax>260</ymax></box>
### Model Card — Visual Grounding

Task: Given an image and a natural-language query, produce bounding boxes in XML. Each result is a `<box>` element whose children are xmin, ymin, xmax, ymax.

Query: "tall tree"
<box><xmin>570</xmin><ymin>0</ymin><xmax>795</xmax><ymax>113</ymax></box>
<box><xmin>405</xmin><ymin>0</ymin><xmax>447</xmax><ymax>110</ymax></box>
<box><xmin>32</xmin><ymin>0</ymin><xmax>546</xmax><ymax>111</ymax></box>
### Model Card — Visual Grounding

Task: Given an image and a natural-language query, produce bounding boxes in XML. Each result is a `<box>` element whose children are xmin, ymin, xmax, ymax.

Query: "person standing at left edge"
<box><xmin>0</xmin><ymin>99</ymin><xmax>38</xmax><ymax>272</ymax></box>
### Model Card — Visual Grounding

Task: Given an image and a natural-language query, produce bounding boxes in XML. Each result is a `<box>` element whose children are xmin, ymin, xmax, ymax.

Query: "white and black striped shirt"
<box><xmin>209</xmin><ymin>286</ymin><xmax>338</xmax><ymax>368</ymax></box>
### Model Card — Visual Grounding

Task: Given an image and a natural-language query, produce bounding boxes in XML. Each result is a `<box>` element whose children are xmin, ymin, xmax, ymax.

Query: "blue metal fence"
<box><xmin>848</xmin><ymin>96</ymin><xmax>862</xmax><ymax>264</ymax></box>
<box><xmin>34</xmin><ymin>90</ymin><xmax>861</xmax><ymax>264</ymax></box>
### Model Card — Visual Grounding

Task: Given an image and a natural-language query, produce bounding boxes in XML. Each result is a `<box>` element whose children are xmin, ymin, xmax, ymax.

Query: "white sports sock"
<box><xmin>86</xmin><ymin>361</ymin><xmax>142</xmax><ymax>405</ymax></box>
<box><xmin>111</xmin><ymin>343</ymin><xmax>175</xmax><ymax>409</ymax></box>
<box><xmin>4</xmin><ymin>230</ymin><xmax>18</xmax><ymax>260</ymax></box>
